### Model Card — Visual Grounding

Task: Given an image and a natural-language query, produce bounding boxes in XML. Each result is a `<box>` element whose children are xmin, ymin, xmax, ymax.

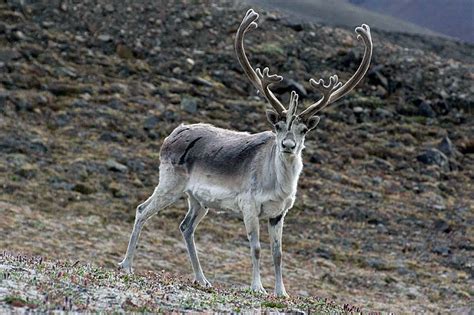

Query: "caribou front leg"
<box><xmin>243</xmin><ymin>213</ymin><xmax>266</xmax><ymax>294</ymax></box>
<box><xmin>268</xmin><ymin>213</ymin><xmax>288</xmax><ymax>297</ymax></box>
<box><xmin>180</xmin><ymin>193</ymin><xmax>211</xmax><ymax>287</ymax></box>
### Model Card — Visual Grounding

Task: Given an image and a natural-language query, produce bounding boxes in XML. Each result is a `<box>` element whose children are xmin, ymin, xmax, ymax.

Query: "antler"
<box><xmin>300</xmin><ymin>24</ymin><xmax>373</xmax><ymax>121</ymax></box>
<box><xmin>286</xmin><ymin>91</ymin><xmax>299</xmax><ymax>126</ymax></box>
<box><xmin>235</xmin><ymin>9</ymin><xmax>286</xmax><ymax>116</ymax></box>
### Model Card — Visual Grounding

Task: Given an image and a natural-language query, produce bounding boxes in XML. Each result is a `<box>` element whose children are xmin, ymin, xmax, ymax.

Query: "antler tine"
<box><xmin>235</xmin><ymin>9</ymin><xmax>286</xmax><ymax>116</ymax></box>
<box><xmin>300</xmin><ymin>24</ymin><xmax>373</xmax><ymax>120</ymax></box>
<box><xmin>286</xmin><ymin>91</ymin><xmax>299</xmax><ymax>125</ymax></box>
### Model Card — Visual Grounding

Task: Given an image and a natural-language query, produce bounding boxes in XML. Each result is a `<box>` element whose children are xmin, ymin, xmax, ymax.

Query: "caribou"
<box><xmin>119</xmin><ymin>9</ymin><xmax>372</xmax><ymax>297</ymax></box>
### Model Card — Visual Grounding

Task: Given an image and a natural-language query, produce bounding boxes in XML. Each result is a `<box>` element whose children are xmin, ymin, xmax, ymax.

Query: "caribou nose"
<box><xmin>282</xmin><ymin>139</ymin><xmax>296</xmax><ymax>151</ymax></box>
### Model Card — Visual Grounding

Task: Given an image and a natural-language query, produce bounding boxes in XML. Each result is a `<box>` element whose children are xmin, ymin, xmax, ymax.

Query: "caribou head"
<box><xmin>235</xmin><ymin>9</ymin><xmax>372</xmax><ymax>156</ymax></box>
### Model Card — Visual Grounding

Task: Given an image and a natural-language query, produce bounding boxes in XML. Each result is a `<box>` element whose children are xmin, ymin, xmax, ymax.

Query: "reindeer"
<box><xmin>119</xmin><ymin>9</ymin><xmax>372</xmax><ymax>297</ymax></box>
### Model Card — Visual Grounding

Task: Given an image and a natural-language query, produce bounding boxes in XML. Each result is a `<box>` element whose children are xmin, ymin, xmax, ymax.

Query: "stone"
<box><xmin>109</xmin><ymin>83</ymin><xmax>128</xmax><ymax>94</ymax></box>
<box><xmin>12</xmin><ymin>30</ymin><xmax>27</xmax><ymax>41</ymax></box>
<box><xmin>433</xmin><ymin>219</ymin><xmax>451</xmax><ymax>233</ymax></box>
<box><xmin>16</xmin><ymin>163</ymin><xmax>36</xmax><ymax>178</ymax></box>
<box><xmin>11</xmin><ymin>96</ymin><xmax>33</xmax><ymax>111</ymax></box>
<box><xmin>369</xmin><ymin>66</ymin><xmax>389</xmax><ymax>89</ymax></box>
<box><xmin>416</xmin><ymin>148</ymin><xmax>449</xmax><ymax>170</ymax></box>
<box><xmin>73</xmin><ymin>183</ymin><xmax>96</xmax><ymax>195</ymax></box>
<box><xmin>284</xmin><ymin>20</ymin><xmax>303</xmax><ymax>32</ymax></box>
<box><xmin>116</xmin><ymin>44</ymin><xmax>134</xmax><ymax>59</ymax></box>
<box><xmin>186</xmin><ymin>58</ymin><xmax>195</xmax><ymax>67</ymax></box>
<box><xmin>98</xmin><ymin>34</ymin><xmax>112</xmax><ymax>42</ymax></box>
<box><xmin>366</xmin><ymin>258</ymin><xmax>390</xmax><ymax>271</ymax></box>
<box><xmin>437</xmin><ymin>136</ymin><xmax>455</xmax><ymax>157</ymax></box>
<box><xmin>0</xmin><ymin>49</ymin><xmax>21</xmax><ymax>62</ymax></box>
<box><xmin>106</xmin><ymin>159</ymin><xmax>128</xmax><ymax>173</ymax></box>
<box><xmin>104</xmin><ymin>3</ymin><xmax>114</xmax><ymax>12</ymax></box>
<box><xmin>108</xmin><ymin>181</ymin><xmax>126</xmax><ymax>198</ymax></box>
<box><xmin>193</xmin><ymin>77</ymin><xmax>214</xmax><ymax>87</ymax></box>
<box><xmin>273</xmin><ymin>78</ymin><xmax>307</xmax><ymax>97</ymax></box>
<box><xmin>374</xmin><ymin>107</ymin><xmax>393</xmax><ymax>119</ymax></box>
<box><xmin>417</xmin><ymin>100</ymin><xmax>436</xmax><ymax>118</ymax></box>
<box><xmin>181</xmin><ymin>97</ymin><xmax>198</xmax><ymax>114</ymax></box>
<box><xmin>432</xmin><ymin>246</ymin><xmax>451</xmax><ymax>256</ymax></box>
<box><xmin>143</xmin><ymin>116</ymin><xmax>161</xmax><ymax>130</ymax></box>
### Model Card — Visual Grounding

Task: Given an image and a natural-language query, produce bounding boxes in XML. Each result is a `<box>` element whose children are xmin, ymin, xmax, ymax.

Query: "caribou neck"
<box><xmin>268</xmin><ymin>142</ymin><xmax>303</xmax><ymax>196</ymax></box>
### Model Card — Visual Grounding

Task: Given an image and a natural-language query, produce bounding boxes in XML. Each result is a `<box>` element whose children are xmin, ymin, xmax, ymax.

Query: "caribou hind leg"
<box><xmin>119</xmin><ymin>164</ymin><xmax>184</xmax><ymax>274</ymax></box>
<box><xmin>180</xmin><ymin>193</ymin><xmax>210</xmax><ymax>287</ymax></box>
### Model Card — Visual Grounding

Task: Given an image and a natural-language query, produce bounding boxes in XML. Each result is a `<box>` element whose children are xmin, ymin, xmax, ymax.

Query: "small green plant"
<box><xmin>4</xmin><ymin>295</ymin><xmax>37</xmax><ymax>308</ymax></box>
<box><xmin>255</xmin><ymin>42</ymin><xmax>285</xmax><ymax>56</ymax></box>
<box><xmin>409</xmin><ymin>115</ymin><xmax>428</xmax><ymax>124</ymax></box>
<box><xmin>261</xmin><ymin>300</ymin><xmax>287</xmax><ymax>309</ymax></box>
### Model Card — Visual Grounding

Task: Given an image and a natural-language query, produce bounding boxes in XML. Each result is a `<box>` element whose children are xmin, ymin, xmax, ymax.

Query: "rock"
<box><xmin>108</xmin><ymin>181</ymin><xmax>127</xmax><ymax>198</ymax></box>
<box><xmin>309</xmin><ymin>152</ymin><xmax>328</xmax><ymax>164</ymax></box>
<box><xmin>104</xmin><ymin>3</ymin><xmax>114</xmax><ymax>12</ymax></box>
<box><xmin>374</xmin><ymin>85</ymin><xmax>388</xmax><ymax>98</ymax></box>
<box><xmin>11</xmin><ymin>96</ymin><xmax>33</xmax><ymax>111</ymax></box>
<box><xmin>194</xmin><ymin>21</ymin><xmax>204</xmax><ymax>30</ymax></box>
<box><xmin>181</xmin><ymin>97</ymin><xmax>198</xmax><ymax>113</ymax></box>
<box><xmin>366</xmin><ymin>258</ymin><xmax>390</xmax><ymax>271</ymax></box>
<box><xmin>374</xmin><ymin>107</ymin><xmax>393</xmax><ymax>119</ymax></box>
<box><xmin>368</xmin><ymin>66</ymin><xmax>389</xmax><ymax>90</ymax></box>
<box><xmin>98</xmin><ymin>34</ymin><xmax>112</xmax><ymax>42</ymax></box>
<box><xmin>109</xmin><ymin>83</ymin><xmax>128</xmax><ymax>94</ymax></box>
<box><xmin>437</xmin><ymin>136</ymin><xmax>455</xmax><ymax>157</ymax></box>
<box><xmin>0</xmin><ymin>49</ymin><xmax>21</xmax><ymax>62</ymax></box>
<box><xmin>406</xmin><ymin>287</ymin><xmax>420</xmax><ymax>300</ymax></box>
<box><xmin>372</xmin><ymin>157</ymin><xmax>394</xmax><ymax>171</ymax></box>
<box><xmin>193</xmin><ymin>77</ymin><xmax>214</xmax><ymax>87</ymax></box>
<box><xmin>16</xmin><ymin>163</ymin><xmax>36</xmax><ymax>178</ymax></box>
<box><xmin>186</xmin><ymin>58</ymin><xmax>195</xmax><ymax>67</ymax></box>
<box><xmin>143</xmin><ymin>116</ymin><xmax>161</xmax><ymax>130</ymax></box>
<box><xmin>116</xmin><ymin>44</ymin><xmax>134</xmax><ymax>59</ymax></box>
<box><xmin>106</xmin><ymin>159</ymin><xmax>128</xmax><ymax>173</ymax></box>
<box><xmin>99</xmin><ymin>132</ymin><xmax>121</xmax><ymax>142</ymax></box>
<box><xmin>417</xmin><ymin>100</ymin><xmax>436</xmax><ymax>118</ymax></box>
<box><xmin>283</xmin><ymin>20</ymin><xmax>303</xmax><ymax>32</ymax></box>
<box><xmin>265</xmin><ymin>13</ymin><xmax>280</xmax><ymax>21</ymax></box>
<box><xmin>73</xmin><ymin>183</ymin><xmax>96</xmax><ymax>195</ymax></box>
<box><xmin>433</xmin><ymin>219</ymin><xmax>451</xmax><ymax>233</ymax></box>
<box><xmin>12</xmin><ymin>30</ymin><xmax>27</xmax><ymax>41</ymax></box>
<box><xmin>432</xmin><ymin>246</ymin><xmax>451</xmax><ymax>256</ymax></box>
<box><xmin>315</xmin><ymin>247</ymin><xmax>334</xmax><ymax>260</ymax></box>
<box><xmin>71</xmin><ymin>99</ymin><xmax>89</xmax><ymax>107</ymax></box>
<box><xmin>47</xmin><ymin>83</ymin><xmax>92</xmax><ymax>96</ymax></box>
<box><xmin>416</xmin><ymin>148</ymin><xmax>449</xmax><ymax>169</ymax></box>
<box><xmin>273</xmin><ymin>78</ymin><xmax>307</xmax><ymax>97</ymax></box>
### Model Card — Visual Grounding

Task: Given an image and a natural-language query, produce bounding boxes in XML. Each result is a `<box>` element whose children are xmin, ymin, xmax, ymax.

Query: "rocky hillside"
<box><xmin>1</xmin><ymin>0</ymin><xmax>473</xmax><ymax>313</ymax></box>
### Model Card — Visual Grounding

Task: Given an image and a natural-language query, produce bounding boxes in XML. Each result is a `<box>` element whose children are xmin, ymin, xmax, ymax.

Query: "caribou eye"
<box><xmin>275</xmin><ymin>122</ymin><xmax>284</xmax><ymax>131</ymax></box>
<box><xmin>300</xmin><ymin>127</ymin><xmax>308</xmax><ymax>134</ymax></box>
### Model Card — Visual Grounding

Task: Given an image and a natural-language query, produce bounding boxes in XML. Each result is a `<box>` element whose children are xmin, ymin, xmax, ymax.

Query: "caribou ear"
<box><xmin>307</xmin><ymin>116</ymin><xmax>320</xmax><ymax>131</ymax></box>
<box><xmin>266</xmin><ymin>109</ymin><xmax>280</xmax><ymax>126</ymax></box>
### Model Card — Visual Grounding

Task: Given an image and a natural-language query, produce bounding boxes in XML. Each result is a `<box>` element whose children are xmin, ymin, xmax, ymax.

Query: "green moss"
<box><xmin>408</xmin><ymin>116</ymin><xmax>428</xmax><ymax>124</ymax></box>
<box><xmin>254</xmin><ymin>42</ymin><xmax>285</xmax><ymax>56</ymax></box>
<box><xmin>350</xmin><ymin>96</ymin><xmax>384</xmax><ymax>109</ymax></box>
<box><xmin>3</xmin><ymin>295</ymin><xmax>37</xmax><ymax>308</ymax></box>
<box><xmin>261</xmin><ymin>301</ymin><xmax>287</xmax><ymax>309</ymax></box>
